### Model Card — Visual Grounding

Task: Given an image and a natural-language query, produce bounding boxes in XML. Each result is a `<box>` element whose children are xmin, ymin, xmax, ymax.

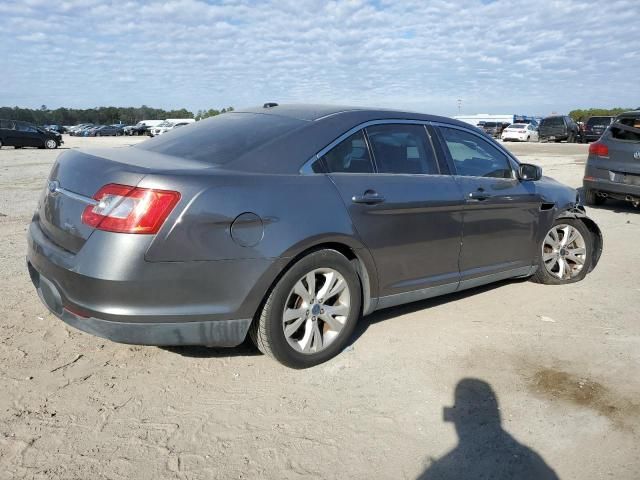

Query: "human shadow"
<box><xmin>418</xmin><ymin>378</ymin><xmax>559</xmax><ymax>480</ymax></box>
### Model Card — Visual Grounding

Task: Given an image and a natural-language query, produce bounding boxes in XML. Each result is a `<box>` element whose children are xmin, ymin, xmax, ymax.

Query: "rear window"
<box><xmin>484</xmin><ymin>122</ymin><xmax>498</xmax><ymax>127</ymax></box>
<box><xmin>586</xmin><ymin>117</ymin><xmax>613</xmax><ymax>127</ymax></box>
<box><xmin>541</xmin><ymin>117</ymin><xmax>564</xmax><ymax>127</ymax></box>
<box><xmin>611</xmin><ymin>114</ymin><xmax>640</xmax><ymax>142</ymax></box>
<box><xmin>136</xmin><ymin>113</ymin><xmax>304</xmax><ymax>164</ymax></box>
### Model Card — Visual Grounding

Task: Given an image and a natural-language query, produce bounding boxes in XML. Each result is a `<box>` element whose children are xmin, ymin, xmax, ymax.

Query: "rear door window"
<box><xmin>366</xmin><ymin>124</ymin><xmax>438</xmax><ymax>174</ymax></box>
<box><xmin>321</xmin><ymin>130</ymin><xmax>374</xmax><ymax>173</ymax></box>
<box><xmin>439</xmin><ymin>127</ymin><xmax>513</xmax><ymax>179</ymax></box>
<box><xmin>610</xmin><ymin>115</ymin><xmax>640</xmax><ymax>142</ymax></box>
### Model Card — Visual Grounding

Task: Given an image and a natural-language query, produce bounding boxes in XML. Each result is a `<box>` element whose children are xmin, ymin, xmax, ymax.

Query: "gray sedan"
<box><xmin>27</xmin><ymin>104</ymin><xmax>602</xmax><ymax>368</ymax></box>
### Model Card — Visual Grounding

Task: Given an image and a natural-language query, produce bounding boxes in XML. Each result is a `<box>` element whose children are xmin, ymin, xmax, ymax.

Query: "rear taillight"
<box><xmin>82</xmin><ymin>184</ymin><xmax>181</xmax><ymax>234</ymax></box>
<box><xmin>589</xmin><ymin>141</ymin><xmax>609</xmax><ymax>158</ymax></box>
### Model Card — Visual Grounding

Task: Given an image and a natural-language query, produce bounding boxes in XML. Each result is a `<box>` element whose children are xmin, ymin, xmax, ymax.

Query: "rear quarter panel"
<box><xmin>142</xmin><ymin>172</ymin><xmax>366</xmax><ymax>262</ymax></box>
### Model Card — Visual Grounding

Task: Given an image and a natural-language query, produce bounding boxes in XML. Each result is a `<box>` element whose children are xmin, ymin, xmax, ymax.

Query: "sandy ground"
<box><xmin>0</xmin><ymin>135</ymin><xmax>638</xmax><ymax>479</ymax></box>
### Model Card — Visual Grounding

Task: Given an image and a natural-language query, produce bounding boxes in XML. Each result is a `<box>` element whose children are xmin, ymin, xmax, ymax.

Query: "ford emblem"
<box><xmin>47</xmin><ymin>180</ymin><xmax>60</xmax><ymax>193</ymax></box>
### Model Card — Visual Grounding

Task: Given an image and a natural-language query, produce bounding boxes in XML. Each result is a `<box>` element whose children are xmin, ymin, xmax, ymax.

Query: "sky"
<box><xmin>1</xmin><ymin>0</ymin><xmax>638</xmax><ymax>117</ymax></box>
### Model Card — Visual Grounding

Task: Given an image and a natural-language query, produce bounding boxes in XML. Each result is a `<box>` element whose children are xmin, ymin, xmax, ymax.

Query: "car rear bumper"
<box><xmin>583</xmin><ymin>165</ymin><xmax>640</xmax><ymax>200</ymax></box>
<box><xmin>26</xmin><ymin>220</ymin><xmax>283</xmax><ymax>346</ymax></box>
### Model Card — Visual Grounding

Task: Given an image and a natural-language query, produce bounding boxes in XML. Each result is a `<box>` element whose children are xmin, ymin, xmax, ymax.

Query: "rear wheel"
<box><xmin>44</xmin><ymin>139</ymin><xmax>57</xmax><ymax>149</ymax></box>
<box><xmin>250</xmin><ymin>249</ymin><xmax>362</xmax><ymax>368</ymax></box>
<box><xmin>585</xmin><ymin>188</ymin><xmax>606</xmax><ymax>206</ymax></box>
<box><xmin>531</xmin><ymin>219</ymin><xmax>593</xmax><ymax>285</ymax></box>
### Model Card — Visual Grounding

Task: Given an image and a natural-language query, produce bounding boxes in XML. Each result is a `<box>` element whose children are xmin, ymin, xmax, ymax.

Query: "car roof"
<box><xmin>225</xmin><ymin>104</ymin><xmax>475</xmax><ymax>173</ymax></box>
<box><xmin>235</xmin><ymin>103</ymin><xmax>469</xmax><ymax>127</ymax></box>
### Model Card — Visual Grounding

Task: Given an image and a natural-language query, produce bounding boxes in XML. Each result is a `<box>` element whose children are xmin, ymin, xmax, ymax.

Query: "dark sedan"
<box><xmin>89</xmin><ymin>125</ymin><xmax>124</xmax><ymax>136</ymax></box>
<box><xmin>26</xmin><ymin>104</ymin><xmax>602</xmax><ymax>368</ymax></box>
<box><xmin>0</xmin><ymin>119</ymin><xmax>62</xmax><ymax>149</ymax></box>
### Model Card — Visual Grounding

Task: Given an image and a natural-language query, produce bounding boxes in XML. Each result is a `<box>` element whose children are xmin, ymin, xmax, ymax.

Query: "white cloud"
<box><xmin>0</xmin><ymin>0</ymin><xmax>638</xmax><ymax>115</ymax></box>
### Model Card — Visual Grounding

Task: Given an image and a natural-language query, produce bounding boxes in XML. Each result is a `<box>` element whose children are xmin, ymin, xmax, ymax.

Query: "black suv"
<box><xmin>0</xmin><ymin>120</ymin><xmax>62</xmax><ymax>149</ymax></box>
<box><xmin>539</xmin><ymin>115</ymin><xmax>579</xmax><ymax>143</ymax></box>
<box><xmin>581</xmin><ymin>116</ymin><xmax>613</xmax><ymax>143</ymax></box>
<box><xmin>482</xmin><ymin>122</ymin><xmax>509</xmax><ymax>138</ymax></box>
<box><xmin>583</xmin><ymin>110</ymin><xmax>640</xmax><ymax>207</ymax></box>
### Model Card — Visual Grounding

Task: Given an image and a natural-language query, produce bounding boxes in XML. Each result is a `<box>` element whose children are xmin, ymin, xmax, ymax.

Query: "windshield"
<box><xmin>136</xmin><ymin>112</ymin><xmax>304</xmax><ymax>165</ymax></box>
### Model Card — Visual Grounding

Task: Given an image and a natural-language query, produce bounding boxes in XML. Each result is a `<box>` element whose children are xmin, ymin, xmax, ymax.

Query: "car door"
<box><xmin>318</xmin><ymin>122</ymin><xmax>465</xmax><ymax>307</ymax></box>
<box><xmin>434</xmin><ymin>124</ymin><xmax>543</xmax><ymax>287</ymax></box>
<box><xmin>0</xmin><ymin>120</ymin><xmax>16</xmax><ymax>146</ymax></box>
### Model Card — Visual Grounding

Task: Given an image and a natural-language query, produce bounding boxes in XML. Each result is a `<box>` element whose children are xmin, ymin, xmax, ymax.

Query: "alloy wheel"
<box><xmin>282</xmin><ymin>268</ymin><xmax>351</xmax><ymax>354</ymax></box>
<box><xmin>542</xmin><ymin>224</ymin><xmax>587</xmax><ymax>280</ymax></box>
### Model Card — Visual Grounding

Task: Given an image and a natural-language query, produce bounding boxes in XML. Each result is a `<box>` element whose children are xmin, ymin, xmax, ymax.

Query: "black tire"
<box><xmin>526</xmin><ymin>136</ymin><xmax>530</xmax><ymax>142</ymax></box>
<box><xmin>250</xmin><ymin>249</ymin><xmax>362</xmax><ymax>368</ymax></box>
<box><xmin>585</xmin><ymin>188</ymin><xmax>605</xmax><ymax>206</ymax></box>
<box><xmin>531</xmin><ymin>219</ymin><xmax>593</xmax><ymax>285</ymax></box>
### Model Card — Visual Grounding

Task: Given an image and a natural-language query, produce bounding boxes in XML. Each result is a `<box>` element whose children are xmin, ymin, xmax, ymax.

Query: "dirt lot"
<box><xmin>0</xmin><ymin>136</ymin><xmax>638</xmax><ymax>479</ymax></box>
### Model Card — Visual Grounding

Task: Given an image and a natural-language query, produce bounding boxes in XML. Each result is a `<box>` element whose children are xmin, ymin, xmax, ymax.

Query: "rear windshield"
<box><xmin>611</xmin><ymin>114</ymin><xmax>640</xmax><ymax>142</ymax></box>
<box><xmin>541</xmin><ymin>117</ymin><xmax>564</xmax><ymax>126</ymax></box>
<box><xmin>136</xmin><ymin>113</ymin><xmax>304</xmax><ymax>164</ymax></box>
<box><xmin>484</xmin><ymin>122</ymin><xmax>498</xmax><ymax>127</ymax></box>
<box><xmin>586</xmin><ymin>117</ymin><xmax>613</xmax><ymax>127</ymax></box>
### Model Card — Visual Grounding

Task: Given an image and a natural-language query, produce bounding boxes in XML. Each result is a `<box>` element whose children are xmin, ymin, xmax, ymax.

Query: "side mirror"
<box><xmin>519</xmin><ymin>163</ymin><xmax>542</xmax><ymax>181</ymax></box>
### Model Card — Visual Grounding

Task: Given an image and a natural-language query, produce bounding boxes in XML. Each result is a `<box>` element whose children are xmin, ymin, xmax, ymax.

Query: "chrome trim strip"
<box><xmin>53</xmin><ymin>186</ymin><xmax>98</xmax><ymax>206</ymax></box>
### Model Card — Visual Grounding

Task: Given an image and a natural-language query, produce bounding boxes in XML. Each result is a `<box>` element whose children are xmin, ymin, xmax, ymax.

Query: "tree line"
<box><xmin>568</xmin><ymin>107</ymin><xmax>636</xmax><ymax>122</ymax></box>
<box><xmin>0</xmin><ymin>105</ymin><xmax>234</xmax><ymax>126</ymax></box>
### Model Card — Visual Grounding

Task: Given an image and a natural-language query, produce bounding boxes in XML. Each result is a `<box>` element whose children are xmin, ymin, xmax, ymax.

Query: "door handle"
<box><xmin>352</xmin><ymin>190</ymin><xmax>386</xmax><ymax>205</ymax></box>
<box><xmin>467</xmin><ymin>191</ymin><xmax>490</xmax><ymax>201</ymax></box>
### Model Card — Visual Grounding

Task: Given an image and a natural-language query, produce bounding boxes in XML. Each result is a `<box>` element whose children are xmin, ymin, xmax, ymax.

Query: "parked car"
<box><xmin>501</xmin><ymin>123</ymin><xmax>539</xmax><ymax>142</ymax></box>
<box><xmin>0</xmin><ymin>119</ymin><xmax>62</xmax><ymax>149</ymax></box>
<box><xmin>45</xmin><ymin>125</ymin><xmax>68</xmax><ymax>134</ymax></box>
<box><xmin>538</xmin><ymin>115</ymin><xmax>579</xmax><ymax>143</ymax></box>
<box><xmin>149</xmin><ymin>119</ymin><xmax>195</xmax><ymax>137</ymax></box>
<box><xmin>581</xmin><ymin>116</ymin><xmax>613</xmax><ymax>143</ymax></box>
<box><xmin>89</xmin><ymin>125</ymin><xmax>124</xmax><ymax>137</ymax></box>
<box><xmin>481</xmin><ymin>122</ymin><xmax>508</xmax><ymax>138</ymax></box>
<box><xmin>26</xmin><ymin>104</ymin><xmax>602</xmax><ymax>368</ymax></box>
<box><xmin>68</xmin><ymin>124</ymin><xmax>94</xmax><ymax>136</ymax></box>
<box><xmin>583</xmin><ymin>110</ymin><xmax>640</xmax><ymax>207</ymax></box>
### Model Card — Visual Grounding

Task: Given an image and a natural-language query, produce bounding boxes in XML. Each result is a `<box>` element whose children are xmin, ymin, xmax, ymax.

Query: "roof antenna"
<box><xmin>263</xmin><ymin>102</ymin><xmax>278</xmax><ymax>108</ymax></box>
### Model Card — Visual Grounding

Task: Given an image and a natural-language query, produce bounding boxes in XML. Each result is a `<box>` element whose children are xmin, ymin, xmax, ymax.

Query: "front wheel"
<box><xmin>250</xmin><ymin>249</ymin><xmax>362</xmax><ymax>368</ymax></box>
<box><xmin>44</xmin><ymin>139</ymin><xmax>57</xmax><ymax>149</ymax></box>
<box><xmin>531</xmin><ymin>219</ymin><xmax>593</xmax><ymax>285</ymax></box>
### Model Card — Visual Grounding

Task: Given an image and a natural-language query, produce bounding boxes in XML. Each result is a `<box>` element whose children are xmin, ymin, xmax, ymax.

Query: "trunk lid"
<box><xmin>38</xmin><ymin>147</ymin><xmax>211</xmax><ymax>253</ymax></box>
